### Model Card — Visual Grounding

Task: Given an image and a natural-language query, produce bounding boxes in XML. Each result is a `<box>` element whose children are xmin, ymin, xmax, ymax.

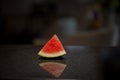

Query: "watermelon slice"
<box><xmin>38</xmin><ymin>34</ymin><xmax>66</xmax><ymax>58</ymax></box>
<box><xmin>39</xmin><ymin>62</ymin><xmax>66</xmax><ymax>77</ymax></box>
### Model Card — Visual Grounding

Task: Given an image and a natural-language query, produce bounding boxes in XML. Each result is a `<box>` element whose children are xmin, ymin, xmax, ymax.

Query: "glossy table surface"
<box><xmin>0</xmin><ymin>45</ymin><xmax>120</xmax><ymax>80</ymax></box>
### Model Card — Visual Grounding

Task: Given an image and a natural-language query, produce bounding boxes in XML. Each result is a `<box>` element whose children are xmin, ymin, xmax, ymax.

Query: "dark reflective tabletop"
<box><xmin>0</xmin><ymin>45</ymin><xmax>120</xmax><ymax>80</ymax></box>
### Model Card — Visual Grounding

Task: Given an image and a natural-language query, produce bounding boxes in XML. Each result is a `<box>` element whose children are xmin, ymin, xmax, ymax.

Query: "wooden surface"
<box><xmin>0</xmin><ymin>45</ymin><xmax>120</xmax><ymax>80</ymax></box>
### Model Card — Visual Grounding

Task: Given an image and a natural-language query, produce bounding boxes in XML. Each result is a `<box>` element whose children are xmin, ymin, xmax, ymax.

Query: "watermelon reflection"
<box><xmin>39</xmin><ymin>61</ymin><xmax>66</xmax><ymax>78</ymax></box>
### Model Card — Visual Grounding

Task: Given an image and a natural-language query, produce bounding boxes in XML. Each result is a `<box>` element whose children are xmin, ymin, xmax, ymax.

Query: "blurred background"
<box><xmin>0</xmin><ymin>0</ymin><xmax>120</xmax><ymax>46</ymax></box>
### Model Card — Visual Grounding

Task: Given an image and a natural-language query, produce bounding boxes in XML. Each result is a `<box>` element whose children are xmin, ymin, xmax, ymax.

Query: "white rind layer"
<box><xmin>38</xmin><ymin>50</ymin><xmax>66</xmax><ymax>58</ymax></box>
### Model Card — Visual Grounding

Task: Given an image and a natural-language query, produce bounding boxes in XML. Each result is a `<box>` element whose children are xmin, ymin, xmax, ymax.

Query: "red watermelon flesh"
<box><xmin>39</xmin><ymin>62</ymin><xmax>66</xmax><ymax>78</ymax></box>
<box><xmin>38</xmin><ymin>34</ymin><xmax>66</xmax><ymax>58</ymax></box>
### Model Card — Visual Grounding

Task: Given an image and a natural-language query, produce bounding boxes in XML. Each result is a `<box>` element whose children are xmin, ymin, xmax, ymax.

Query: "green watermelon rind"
<box><xmin>38</xmin><ymin>50</ymin><xmax>66</xmax><ymax>58</ymax></box>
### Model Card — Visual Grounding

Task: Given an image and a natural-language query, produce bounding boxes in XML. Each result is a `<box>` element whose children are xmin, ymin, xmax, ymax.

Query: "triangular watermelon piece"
<box><xmin>38</xmin><ymin>34</ymin><xmax>66</xmax><ymax>58</ymax></box>
<box><xmin>39</xmin><ymin>62</ymin><xmax>66</xmax><ymax>78</ymax></box>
